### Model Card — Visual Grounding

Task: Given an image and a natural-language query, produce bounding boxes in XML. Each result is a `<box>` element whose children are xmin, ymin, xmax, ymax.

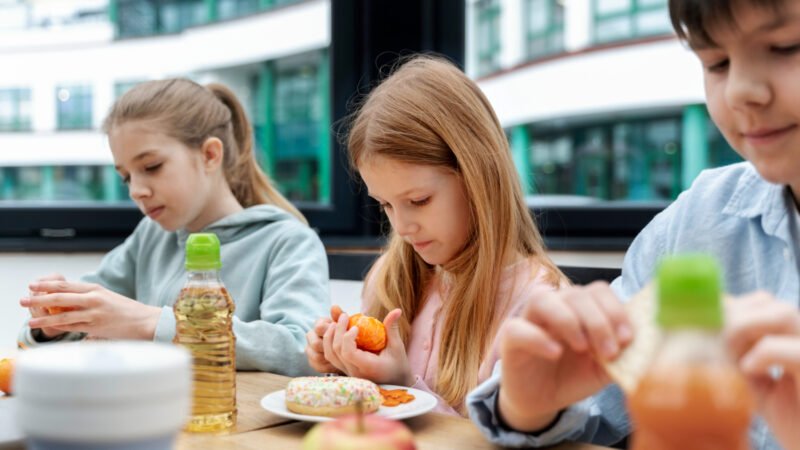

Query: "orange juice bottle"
<box><xmin>173</xmin><ymin>233</ymin><xmax>237</xmax><ymax>432</ymax></box>
<box><xmin>628</xmin><ymin>255</ymin><xmax>754</xmax><ymax>450</ymax></box>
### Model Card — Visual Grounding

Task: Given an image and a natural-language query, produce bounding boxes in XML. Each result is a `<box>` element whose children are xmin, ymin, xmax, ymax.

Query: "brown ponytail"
<box><xmin>103</xmin><ymin>78</ymin><xmax>307</xmax><ymax>224</ymax></box>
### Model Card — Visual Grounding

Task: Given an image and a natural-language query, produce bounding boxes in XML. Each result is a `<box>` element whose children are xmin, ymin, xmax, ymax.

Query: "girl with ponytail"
<box><xmin>19</xmin><ymin>79</ymin><xmax>329</xmax><ymax>376</ymax></box>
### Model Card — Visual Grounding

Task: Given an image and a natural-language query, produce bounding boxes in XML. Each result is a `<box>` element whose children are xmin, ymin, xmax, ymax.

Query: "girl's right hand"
<box><xmin>26</xmin><ymin>273</ymin><xmax>68</xmax><ymax>339</ymax></box>
<box><xmin>305</xmin><ymin>305</ymin><xmax>345</xmax><ymax>374</ymax></box>
<box><xmin>498</xmin><ymin>282</ymin><xmax>633</xmax><ymax>432</ymax></box>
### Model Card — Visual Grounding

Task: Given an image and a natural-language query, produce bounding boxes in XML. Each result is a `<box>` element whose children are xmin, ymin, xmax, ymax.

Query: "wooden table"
<box><xmin>176</xmin><ymin>372</ymin><xmax>613</xmax><ymax>450</ymax></box>
<box><xmin>1</xmin><ymin>373</ymin><xmax>613</xmax><ymax>449</ymax></box>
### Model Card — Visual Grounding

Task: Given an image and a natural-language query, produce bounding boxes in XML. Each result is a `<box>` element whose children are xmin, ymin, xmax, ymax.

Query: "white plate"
<box><xmin>260</xmin><ymin>384</ymin><xmax>437</xmax><ymax>423</ymax></box>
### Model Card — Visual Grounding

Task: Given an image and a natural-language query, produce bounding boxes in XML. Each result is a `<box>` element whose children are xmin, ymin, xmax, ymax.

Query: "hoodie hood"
<box><xmin>175</xmin><ymin>205</ymin><xmax>301</xmax><ymax>247</ymax></box>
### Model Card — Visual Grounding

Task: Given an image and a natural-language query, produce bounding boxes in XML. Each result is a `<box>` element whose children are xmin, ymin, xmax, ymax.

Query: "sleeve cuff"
<box><xmin>466</xmin><ymin>364</ymin><xmax>593</xmax><ymax>447</ymax></box>
<box><xmin>152</xmin><ymin>306</ymin><xmax>176</xmax><ymax>342</ymax></box>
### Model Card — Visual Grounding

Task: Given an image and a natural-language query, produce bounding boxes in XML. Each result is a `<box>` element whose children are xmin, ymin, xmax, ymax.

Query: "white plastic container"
<box><xmin>14</xmin><ymin>341</ymin><xmax>191</xmax><ymax>450</ymax></box>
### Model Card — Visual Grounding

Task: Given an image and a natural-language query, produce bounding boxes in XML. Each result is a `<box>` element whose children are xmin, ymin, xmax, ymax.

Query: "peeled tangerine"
<box><xmin>302</xmin><ymin>415</ymin><xmax>416</xmax><ymax>450</ymax></box>
<box><xmin>347</xmin><ymin>314</ymin><xmax>387</xmax><ymax>353</ymax></box>
<box><xmin>0</xmin><ymin>358</ymin><xmax>13</xmax><ymax>395</ymax></box>
<box><xmin>45</xmin><ymin>306</ymin><xmax>77</xmax><ymax>315</ymax></box>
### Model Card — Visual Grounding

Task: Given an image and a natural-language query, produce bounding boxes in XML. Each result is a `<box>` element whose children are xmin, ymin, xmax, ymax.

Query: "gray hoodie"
<box><xmin>18</xmin><ymin>205</ymin><xmax>329</xmax><ymax>376</ymax></box>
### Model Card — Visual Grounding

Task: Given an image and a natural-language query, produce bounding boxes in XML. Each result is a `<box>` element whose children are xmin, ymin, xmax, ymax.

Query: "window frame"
<box><xmin>1</xmin><ymin>0</ymin><xmax>666</xmax><ymax>253</ymax></box>
<box><xmin>524</xmin><ymin>0</ymin><xmax>565</xmax><ymax>61</ymax></box>
<box><xmin>592</xmin><ymin>0</ymin><xmax>670</xmax><ymax>44</ymax></box>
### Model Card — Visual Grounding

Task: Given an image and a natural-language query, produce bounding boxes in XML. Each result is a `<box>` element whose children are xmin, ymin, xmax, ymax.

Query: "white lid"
<box><xmin>14</xmin><ymin>341</ymin><xmax>191</xmax><ymax>442</ymax></box>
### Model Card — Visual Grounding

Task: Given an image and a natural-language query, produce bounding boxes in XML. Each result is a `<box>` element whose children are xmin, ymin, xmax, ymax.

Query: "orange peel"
<box><xmin>347</xmin><ymin>313</ymin><xmax>387</xmax><ymax>353</ymax></box>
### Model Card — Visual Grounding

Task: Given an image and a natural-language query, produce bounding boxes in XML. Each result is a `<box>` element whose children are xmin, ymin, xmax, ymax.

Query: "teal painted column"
<box><xmin>511</xmin><ymin>125</ymin><xmax>533</xmax><ymax>195</ymax></box>
<box><xmin>102</xmin><ymin>165</ymin><xmax>121</xmax><ymax>202</ymax></box>
<box><xmin>205</xmin><ymin>0</ymin><xmax>218</xmax><ymax>22</ymax></box>
<box><xmin>681</xmin><ymin>104</ymin><xmax>709</xmax><ymax>190</ymax></box>
<box><xmin>256</xmin><ymin>63</ymin><xmax>275</xmax><ymax>177</ymax></box>
<box><xmin>108</xmin><ymin>0</ymin><xmax>118</xmax><ymax>38</ymax></box>
<box><xmin>41</xmin><ymin>166</ymin><xmax>55</xmax><ymax>200</ymax></box>
<box><xmin>1</xmin><ymin>169</ymin><xmax>13</xmax><ymax>199</ymax></box>
<box><xmin>317</xmin><ymin>50</ymin><xmax>331</xmax><ymax>204</ymax></box>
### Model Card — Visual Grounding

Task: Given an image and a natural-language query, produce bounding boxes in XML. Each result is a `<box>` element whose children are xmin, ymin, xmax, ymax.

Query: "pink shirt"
<box><xmin>362</xmin><ymin>257</ymin><xmax>559</xmax><ymax>416</ymax></box>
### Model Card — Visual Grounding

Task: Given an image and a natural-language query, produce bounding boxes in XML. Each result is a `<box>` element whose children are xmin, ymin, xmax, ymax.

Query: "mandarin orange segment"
<box><xmin>379</xmin><ymin>388</ymin><xmax>415</xmax><ymax>407</ymax></box>
<box><xmin>45</xmin><ymin>306</ymin><xmax>77</xmax><ymax>315</ymax></box>
<box><xmin>347</xmin><ymin>313</ymin><xmax>387</xmax><ymax>353</ymax></box>
<box><xmin>0</xmin><ymin>358</ymin><xmax>13</xmax><ymax>395</ymax></box>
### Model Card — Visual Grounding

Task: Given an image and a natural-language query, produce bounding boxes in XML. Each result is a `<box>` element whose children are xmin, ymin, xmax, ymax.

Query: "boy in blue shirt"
<box><xmin>467</xmin><ymin>1</ymin><xmax>800</xmax><ymax>449</ymax></box>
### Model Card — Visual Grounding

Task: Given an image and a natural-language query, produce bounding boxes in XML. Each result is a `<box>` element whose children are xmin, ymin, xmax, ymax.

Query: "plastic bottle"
<box><xmin>628</xmin><ymin>254</ymin><xmax>753</xmax><ymax>450</ymax></box>
<box><xmin>173</xmin><ymin>233</ymin><xmax>237</xmax><ymax>433</ymax></box>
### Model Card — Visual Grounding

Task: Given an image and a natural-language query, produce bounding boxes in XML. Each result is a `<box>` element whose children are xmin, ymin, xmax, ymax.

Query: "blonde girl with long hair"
<box><xmin>305</xmin><ymin>55</ymin><xmax>568</xmax><ymax>414</ymax></box>
<box><xmin>20</xmin><ymin>79</ymin><xmax>329</xmax><ymax>376</ymax></box>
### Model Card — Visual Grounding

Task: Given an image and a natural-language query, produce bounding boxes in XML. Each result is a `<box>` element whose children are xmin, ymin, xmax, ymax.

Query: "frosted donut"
<box><xmin>285</xmin><ymin>376</ymin><xmax>382</xmax><ymax>417</ymax></box>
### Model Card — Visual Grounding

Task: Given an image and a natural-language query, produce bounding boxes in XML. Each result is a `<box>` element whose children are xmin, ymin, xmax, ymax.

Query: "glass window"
<box><xmin>159</xmin><ymin>0</ymin><xmax>206</xmax><ymax>34</ymax></box>
<box><xmin>529</xmin><ymin>116</ymin><xmax>685</xmax><ymax>201</ymax></box>
<box><xmin>0</xmin><ymin>166</ymin><xmax>113</xmax><ymax>201</ymax></box>
<box><xmin>475</xmin><ymin>0</ymin><xmax>501</xmax><ymax>76</ymax></box>
<box><xmin>272</xmin><ymin>63</ymin><xmax>323</xmax><ymax>203</ymax></box>
<box><xmin>0</xmin><ymin>88</ymin><xmax>31</xmax><ymax>132</ymax></box>
<box><xmin>114</xmin><ymin>81</ymin><xmax>141</xmax><ymax>99</ymax></box>
<box><xmin>525</xmin><ymin>0</ymin><xmax>564</xmax><ymax>60</ymax></box>
<box><xmin>116</xmin><ymin>0</ymin><xmax>206</xmax><ymax>38</ymax></box>
<box><xmin>593</xmin><ymin>0</ymin><xmax>670</xmax><ymax>44</ymax></box>
<box><xmin>56</xmin><ymin>85</ymin><xmax>93</xmax><ymax>130</ymax></box>
<box><xmin>218</xmin><ymin>0</ymin><xmax>260</xmax><ymax>20</ymax></box>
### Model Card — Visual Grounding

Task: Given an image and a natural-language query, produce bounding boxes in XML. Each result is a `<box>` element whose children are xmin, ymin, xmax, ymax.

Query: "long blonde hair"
<box><xmin>347</xmin><ymin>55</ymin><xmax>568</xmax><ymax>412</ymax></box>
<box><xmin>103</xmin><ymin>78</ymin><xmax>306</xmax><ymax>224</ymax></box>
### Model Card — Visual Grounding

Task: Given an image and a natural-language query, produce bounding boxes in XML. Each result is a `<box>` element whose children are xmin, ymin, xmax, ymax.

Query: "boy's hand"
<box><xmin>322</xmin><ymin>309</ymin><xmax>413</xmax><ymax>386</ymax></box>
<box><xmin>20</xmin><ymin>280</ymin><xmax>161</xmax><ymax>340</ymax></box>
<box><xmin>305</xmin><ymin>306</ymin><xmax>343</xmax><ymax>374</ymax></box>
<box><xmin>726</xmin><ymin>293</ymin><xmax>800</xmax><ymax>450</ymax></box>
<box><xmin>498</xmin><ymin>282</ymin><xmax>633</xmax><ymax>432</ymax></box>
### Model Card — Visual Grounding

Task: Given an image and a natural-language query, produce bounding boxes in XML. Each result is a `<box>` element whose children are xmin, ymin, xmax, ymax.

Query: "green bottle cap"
<box><xmin>185</xmin><ymin>233</ymin><xmax>222</xmax><ymax>271</ymax></box>
<box><xmin>656</xmin><ymin>254</ymin><xmax>723</xmax><ymax>329</ymax></box>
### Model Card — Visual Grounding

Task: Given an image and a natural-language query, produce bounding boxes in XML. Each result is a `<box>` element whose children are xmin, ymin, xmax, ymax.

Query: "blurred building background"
<box><xmin>0</xmin><ymin>0</ymin><xmax>738</xmax><ymax>206</ymax></box>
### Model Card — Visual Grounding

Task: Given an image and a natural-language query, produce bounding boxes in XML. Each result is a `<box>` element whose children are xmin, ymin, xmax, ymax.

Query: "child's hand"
<box><xmin>25</xmin><ymin>273</ymin><xmax>68</xmax><ymax>339</ymax></box>
<box><xmin>305</xmin><ymin>305</ymin><xmax>344</xmax><ymax>374</ymax></box>
<box><xmin>20</xmin><ymin>280</ymin><xmax>162</xmax><ymax>340</ymax></box>
<box><xmin>322</xmin><ymin>309</ymin><xmax>413</xmax><ymax>386</ymax></box>
<box><xmin>726</xmin><ymin>292</ymin><xmax>800</xmax><ymax>450</ymax></box>
<box><xmin>498</xmin><ymin>282</ymin><xmax>632</xmax><ymax>432</ymax></box>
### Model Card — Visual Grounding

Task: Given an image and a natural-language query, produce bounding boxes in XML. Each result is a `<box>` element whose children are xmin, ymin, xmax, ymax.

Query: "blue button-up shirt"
<box><xmin>467</xmin><ymin>162</ymin><xmax>798</xmax><ymax>449</ymax></box>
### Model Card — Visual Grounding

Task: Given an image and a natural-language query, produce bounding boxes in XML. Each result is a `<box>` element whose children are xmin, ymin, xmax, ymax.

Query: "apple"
<box><xmin>0</xmin><ymin>358</ymin><xmax>14</xmax><ymax>395</ymax></box>
<box><xmin>302</xmin><ymin>414</ymin><xmax>416</xmax><ymax>450</ymax></box>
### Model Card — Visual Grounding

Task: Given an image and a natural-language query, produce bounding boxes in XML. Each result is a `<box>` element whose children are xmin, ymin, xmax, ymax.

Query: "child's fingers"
<box><xmin>330</xmin><ymin>305</ymin><xmax>343</xmax><ymax>322</ymax></box>
<box><xmin>726</xmin><ymin>300</ymin><xmax>800</xmax><ymax>360</ymax></box>
<box><xmin>526</xmin><ymin>290</ymin><xmax>588</xmax><ymax>352</ymax></box>
<box><xmin>28</xmin><ymin>280</ymin><xmax>96</xmax><ymax>294</ymax></box>
<box><xmin>382</xmin><ymin>309</ymin><xmax>403</xmax><ymax>347</ymax></box>
<box><xmin>28</xmin><ymin>309</ymin><xmax>87</xmax><ymax>330</ymax></box>
<box><xmin>322</xmin><ymin>323</ymin><xmax>345</xmax><ymax>372</ymax></box>
<box><xmin>313</xmin><ymin>317</ymin><xmax>333</xmax><ymax>336</ymax></box>
<box><xmin>500</xmin><ymin>317</ymin><xmax>562</xmax><ymax>361</ymax></box>
<box><xmin>588</xmin><ymin>282</ymin><xmax>633</xmax><ymax>344</ymax></box>
<box><xmin>338</xmin><ymin>327</ymin><xmax>375</xmax><ymax>371</ymax></box>
<box><xmin>306</xmin><ymin>329</ymin><xmax>324</xmax><ymax>353</ymax></box>
<box><xmin>331</xmin><ymin>313</ymin><xmax>350</xmax><ymax>356</ymax></box>
<box><xmin>740</xmin><ymin>336</ymin><xmax>800</xmax><ymax>377</ymax></box>
<box><xmin>20</xmin><ymin>293</ymin><xmax>85</xmax><ymax>310</ymax></box>
<box><xmin>565</xmin><ymin>290</ymin><xmax>620</xmax><ymax>359</ymax></box>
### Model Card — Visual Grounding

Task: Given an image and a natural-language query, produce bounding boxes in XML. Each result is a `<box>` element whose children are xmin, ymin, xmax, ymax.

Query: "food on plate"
<box><xmin>302</xmin><ymin>414</ymin><xmax>416</xmax><ymax>450</ymax></box>
<box><xmin>0</xmin><ymin>358</ymin><xmax>14</xmax><ymax>395</ymax></box>
<box><xmin>378</xmin><ymin>388</ymin><xmax>415</xmax><ymax>407</ymax></box>
<box><xmin>599</xmin><ymin>284</ymin><xmax>662</xmax><ymax>393</ymax></box>
<box><xmin>285</xmin><ymin>376</ymin><xmax>381</xmax><ymax>417</ymax></box>
<box><xmin>45</xmin><ymin>306</ymin><xmax>77</xmax><ymax>315</ymax></box>
<box><xmin>347</xmin><ymin>314</ymin><xmax>387</xmax><ymax>353</ymax></box>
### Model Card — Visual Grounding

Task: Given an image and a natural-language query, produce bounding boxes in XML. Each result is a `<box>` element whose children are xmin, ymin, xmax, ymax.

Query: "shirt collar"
<box><xmin>722</xmin><ymin>164</ymin><xmax>791</xmax><ymax>240</ymax></box>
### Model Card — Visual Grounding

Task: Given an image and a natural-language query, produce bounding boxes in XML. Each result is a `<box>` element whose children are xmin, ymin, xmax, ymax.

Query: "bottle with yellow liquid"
<box><xmin>173</xmin><ymin>233</ymin><xmax>237</xmax><ymax>433</ymax></box>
